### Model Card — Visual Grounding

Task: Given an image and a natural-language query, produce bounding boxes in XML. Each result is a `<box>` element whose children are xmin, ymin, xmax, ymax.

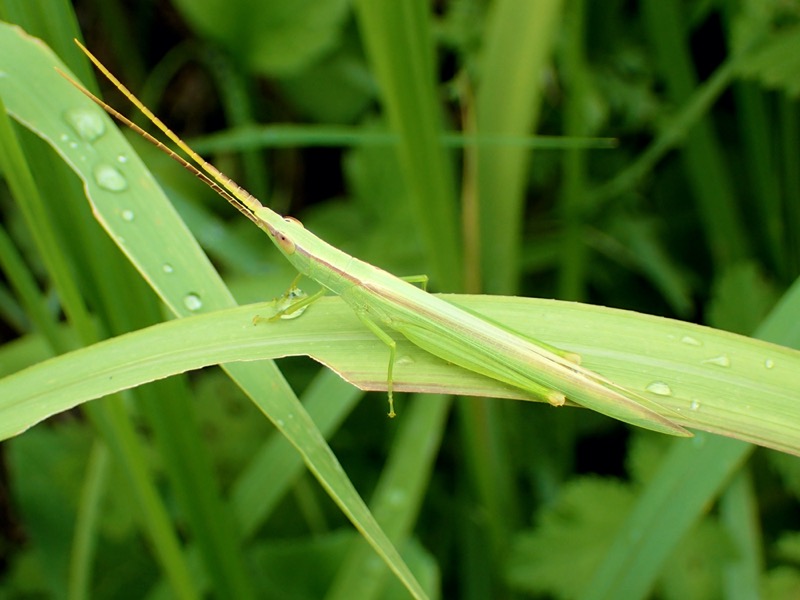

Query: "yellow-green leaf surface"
<box><xmin>2</xmin><ymin>292</ymin><xmax>800</xmax><ymax>454</ymax></box>
<box><xmin>0</xmin><ymin>22</ymin><xmax>428</xmax><ymax>600</ymax></box>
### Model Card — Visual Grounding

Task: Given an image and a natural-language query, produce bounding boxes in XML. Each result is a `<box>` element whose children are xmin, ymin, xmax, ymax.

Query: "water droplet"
<box><xmin>646</xmin><ymin>381</ymin><xmax>673</xmax><ymax>396</ymax></box>
<box><xmin>690</xmin><ymin>400</ymin><xmax>700</xmax><ymax>411</ymax></box>
<box><xmin>120</xmin><ymin>209</ymin><xmax>135</xmax><ymax>222</ymax></box>
<box><xmin>702</xmin><ymin>354</ymin><xmax>730</xmax><ymax>367</ymax></box>
<box><xmin>765</xmin><ymin>359</ymin><xmax>775</xmax><ymax>369</ymax></box>
<box><xmin>0</xmin><ymin>71</ymin><xmax>7</xmax><ymax>78</ymax></box>
<box><xmin>59</xmin><ymin>133</ymin><xmax>70</xmax><ymax>142</ymax></box>
<box><xmin>162</xmin><ymin>263</ymin><xmax>174</xmax><ymax>274</ymax></box>
<box><xmin>396</xmin><ymin>355</ymin><xmax>415</xmax><ymax>366</ymax></box>
<box><xmin>183</xmin><ymin>293</ymin><xmax>203</xmax><ymax>312</ymax></box>
<box><xmin>94</xmin><ymin>164</ymin><xmax>128</xmax><ymax>192</ymax></box>
<box><xmin>64</xmin><ymin>107</ymin><xmax>105</xmax><ymax>142</ymax></box>
<box><xmin>275</xmin><ymin>419</ymin><xmax>285</xmax><ymax>428</ymax></box>
<box><xmin>681</xmin><ymin>335</ymin><xmax>702</xmax><ymax>346</ymax></box>
<box><xmin>117</xmin><ymin>154</ymin><xmax>128</xmax><ymax>164</ymax></box>
<box><xmin>69</xmin><ymin>141</ymin><xmax>79</xmax><ymax>149</ymax></box>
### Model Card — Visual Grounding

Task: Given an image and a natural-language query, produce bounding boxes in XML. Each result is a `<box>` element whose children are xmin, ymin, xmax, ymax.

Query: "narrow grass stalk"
<box><xmin>719</xmin><ymin>469</ymin><xmax>762</xmax><ymax>599</ymax></box>
<box><xmin>353</xmin><ymin>0</ymin><xmax>461</xmax><ymax>291</ymax></box>
<box><xmin>642</xmin><ymin>0</ymin><xmax>750</xmax><ymax>266</ymax></box>
<box><xmin>327</xmin><ymin>395</ymin><xmax>451</xmax><ymax>599</ymax></box>
<box><xmin>475</xmin><ymin>0</ymin><xmax>563</xmax><ymax>294</ymax></box>
<box><xmin>68</xmin><ymin>443</ymin><xmax>108</xmax><ymax>600</ymax></box>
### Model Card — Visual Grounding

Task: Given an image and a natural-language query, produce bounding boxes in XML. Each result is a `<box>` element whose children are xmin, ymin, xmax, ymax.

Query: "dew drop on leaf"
<box><xmin>64</xmin><ymin>107</ymin><xmax>105</xmax><ymax>142</ymax></box>
<box><xmin>183</xmin><ymin>293</ymin><xmax>203</xmax><ymax>312</ymax></box>
<box><xmin>702</xmin><ymin>354</ymin><xmax>731</xmax><ymax>367</ymax></box>
<box><xmin>93</xmin><ymin>164</ymin><xmax>128</xmax><ymax>192</ymax></box>
<box><xmin>646</xmin><ymin>381</ymin><xmax>673</xmax><ymax>396</ymax></box>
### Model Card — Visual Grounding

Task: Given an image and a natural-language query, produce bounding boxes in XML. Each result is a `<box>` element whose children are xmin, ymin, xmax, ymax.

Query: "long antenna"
<box><xmin>56</xmin><ymin>40</ymin><xmax>265</xmax><ymax>228</ymax></box>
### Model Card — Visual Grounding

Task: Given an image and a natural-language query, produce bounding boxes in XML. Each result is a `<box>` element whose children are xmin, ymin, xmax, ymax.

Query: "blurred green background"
<box><xmin>1</xmin><ymin>0</ymin><xmax>800</xmax><ymax>598</ymax></box>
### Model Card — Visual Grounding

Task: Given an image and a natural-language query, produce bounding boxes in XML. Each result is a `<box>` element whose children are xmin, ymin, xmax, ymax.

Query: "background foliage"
<box><xmin>1</xmin><ymin>0</ymin><xmax>800</xmax><ymax>598</ymax></box>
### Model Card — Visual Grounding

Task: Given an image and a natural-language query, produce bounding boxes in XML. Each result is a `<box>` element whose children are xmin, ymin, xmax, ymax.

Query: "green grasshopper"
<box><xmin>63</xmin><ymin>41</ymin><xmax>689</xmax><ymax>437</ymax></box>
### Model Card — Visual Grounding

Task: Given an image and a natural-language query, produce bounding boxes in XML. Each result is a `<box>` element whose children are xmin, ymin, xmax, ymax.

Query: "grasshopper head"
<box><xmin>258</xmin><ymin>211</ymin><xmax>304</xmax><ymax>257</ymax></box>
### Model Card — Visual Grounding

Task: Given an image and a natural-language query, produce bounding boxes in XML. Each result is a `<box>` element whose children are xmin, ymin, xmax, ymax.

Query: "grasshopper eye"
<box><xmin>273</xmin><ymin>230</ymin><xmax>296</xmax><ymax>254</ymax></box>
<box><xmin>266</xmin><ymin>222</ymin><xmax>296</xmax><ymax>254</ymax></box>
<box><xmin>266</xmin><ymin>217</ymin><xmax>301</xmax><ymax>254</ymax></box>
<box><xmin>271</xmin><ymin>216</ymin><xmax>302</xmax><ymax>253</ymax></box>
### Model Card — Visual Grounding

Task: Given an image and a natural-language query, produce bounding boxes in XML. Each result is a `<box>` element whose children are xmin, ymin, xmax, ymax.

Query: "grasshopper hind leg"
<box><xmin>355</xmin><ymin>311</ymin><xmax>398</xmax><ymax>418</ymax></box>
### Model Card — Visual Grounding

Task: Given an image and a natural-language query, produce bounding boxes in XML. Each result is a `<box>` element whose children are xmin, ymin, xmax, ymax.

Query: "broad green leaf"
<box><xmin>3</xmin><ymin>294</ymin><xmax>800</xmax><ymax>454</ymax></box>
